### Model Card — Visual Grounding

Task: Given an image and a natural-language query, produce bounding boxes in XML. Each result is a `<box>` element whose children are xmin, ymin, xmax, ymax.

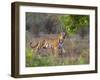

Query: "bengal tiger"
<box><xmin>30</xmin><ymin>32</ymin><xmax>66</xmax><ymax>56</ymax></box>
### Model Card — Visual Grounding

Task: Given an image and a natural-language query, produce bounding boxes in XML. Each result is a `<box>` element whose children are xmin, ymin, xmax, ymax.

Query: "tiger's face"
<box><xmin>59</xmin><ymin>32</ymin><xmax>66</xmax><ymax>43</ymax></box>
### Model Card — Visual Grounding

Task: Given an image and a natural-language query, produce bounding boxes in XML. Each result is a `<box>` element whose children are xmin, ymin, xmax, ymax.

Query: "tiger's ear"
<box><xmin>60</xmin><ymin>32</ymin><xmax>65</xmax><ymax>36</ymax></box>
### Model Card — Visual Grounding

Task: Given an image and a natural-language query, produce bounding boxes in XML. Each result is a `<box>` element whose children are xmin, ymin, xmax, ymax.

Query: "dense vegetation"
<box><xmin>26</xmin><ymin>13</ymin><xmax>89</xmax><ymax>67</ymax></box>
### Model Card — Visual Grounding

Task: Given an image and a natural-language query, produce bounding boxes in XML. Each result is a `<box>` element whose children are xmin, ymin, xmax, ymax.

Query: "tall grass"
<box><xmin>26</xmin><ymin>47</ymin><xmax>89</xmax><ymax>67</ymax></box>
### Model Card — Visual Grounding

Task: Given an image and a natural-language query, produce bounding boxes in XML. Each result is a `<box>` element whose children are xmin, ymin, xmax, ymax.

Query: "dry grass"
<box><xmin>26</xmin><ymin>36</ymin><xmax>89</xmax><ymax>67</ymax></box>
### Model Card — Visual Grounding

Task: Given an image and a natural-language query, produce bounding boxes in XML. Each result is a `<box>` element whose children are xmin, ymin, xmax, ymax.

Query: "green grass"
<box><xmin>26</xmin><ymin>48</ymin><xmax>89</xmax><ymax>67</ymax></box>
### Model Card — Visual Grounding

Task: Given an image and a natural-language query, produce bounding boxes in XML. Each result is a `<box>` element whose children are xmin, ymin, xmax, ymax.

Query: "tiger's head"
<box><xmin>58</xmin><ymin>32</ymin><xmax>66</xmax><ymax>43</ymax></box>
<box><xmin>59</xmin><ymin>32</ymin><xmax>66</xmax><ymax>40</ymax></box>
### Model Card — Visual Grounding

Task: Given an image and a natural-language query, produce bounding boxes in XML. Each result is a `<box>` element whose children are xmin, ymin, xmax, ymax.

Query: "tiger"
<box><xmin>30</xmin><ymin>32</ymin><xmax>66</xmax><ymax>56</ymax></box>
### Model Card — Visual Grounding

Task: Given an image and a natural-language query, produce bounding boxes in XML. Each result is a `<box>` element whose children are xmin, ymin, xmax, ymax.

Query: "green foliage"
<box><xmin>26</xmin><ymin>48</ymin><xmax>33</xmax><ymax>67</ymax></box>
<box><xmin>59</xmin><ymin>15</ymin><xmax>89</xmax><ymax>35</ymax></box>
<box><xmin>78</xmin><ymin>49</ymin><xmax>89</xmax><ymax>64</ymax></box>
<box><xmin>26</xmin><ymin>48</ymin><xmax>89</xmax><ymax>67</ymax></box>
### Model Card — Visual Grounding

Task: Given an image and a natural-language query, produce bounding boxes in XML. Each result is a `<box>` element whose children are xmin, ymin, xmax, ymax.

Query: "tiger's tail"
<box><xmin>30</xmin><ymin>42</ymin><xmax>38</xmax><ymax>49</ymax></box>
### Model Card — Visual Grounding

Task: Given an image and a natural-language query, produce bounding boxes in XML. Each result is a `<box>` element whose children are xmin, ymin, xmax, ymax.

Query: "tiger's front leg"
<box><xmin>53</xmin><ymin>47</ymin><xmax>59</xmax><ymax>57</ymax></box>
<box><xmin>61</xmin><ymin>47</ymin><xmax>65</xmax><ymax>53</ymax></box>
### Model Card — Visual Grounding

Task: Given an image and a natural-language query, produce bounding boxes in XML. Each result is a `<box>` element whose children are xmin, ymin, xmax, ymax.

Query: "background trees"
<box><xmin>26</xmin><ymin>12</ymin><xmax>89</xmax><ymax>38</ymax></box>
